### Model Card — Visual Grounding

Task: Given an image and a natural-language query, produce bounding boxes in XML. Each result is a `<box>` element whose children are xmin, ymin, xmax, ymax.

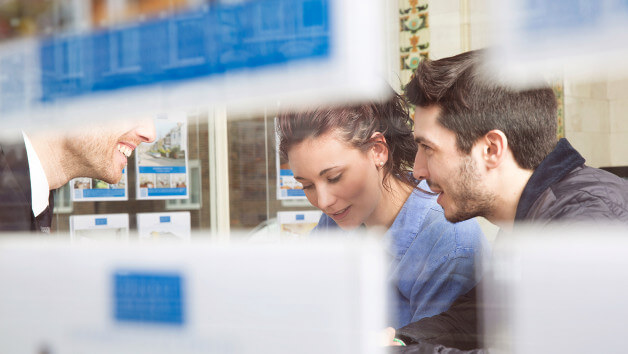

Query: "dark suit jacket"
<box><xmin>0</xmin><ymin>139</ymin><xmax>54</xmax><ymax>232</ymax></box>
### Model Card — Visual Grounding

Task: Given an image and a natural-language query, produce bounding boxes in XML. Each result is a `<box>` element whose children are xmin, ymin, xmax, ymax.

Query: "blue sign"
<box><xmin>39</xmin><ymin>0</ymin><xmax>330</xmax><ymax>102</ymax></box>
<box><xmin>160</xmin><ymin>216</ymin><xmax>171</xmax><ymax>223</ymax></box>
<box><xmin>114</xmin><ymin>272</ymin><xmax>185</xmax><ymax>325</ymax></box>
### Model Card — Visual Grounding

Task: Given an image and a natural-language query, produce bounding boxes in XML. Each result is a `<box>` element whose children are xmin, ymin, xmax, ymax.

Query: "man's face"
<box><xmin>412</xmin><ymin>105</ymin><xmax>495</xmax><ymax>223</ymax></box>
<box><xmin>67</xmin><ymin>118</ymin><xmax>156</xmax><ymax>184</ymax></box>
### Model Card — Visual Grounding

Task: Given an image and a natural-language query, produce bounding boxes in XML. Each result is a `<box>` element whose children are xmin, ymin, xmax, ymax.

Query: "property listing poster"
<box><xmin>71</xmin><ymin>168</ymin><xmax>128</xmax><ymax>202</ymax></box>
<box><xmin>136</xmin><ymin>212</ymin><xmax>191</xmax><ymax>242</ymax></box>
<box><xmin>275</xmin><ymin>118</ymin><xmax>306</xmax><ymax>200</ymax></box>
<box><xmin>277</xmin><ymin>210</ymin><xmax>322</xmax><ymax>238</ymax></box>
<box><xmin>69</xmin><ymin>214</ymin><xmax>129</xmax><ymax>242</ymax></box>
<box><xmin>136</xmin><ymin>113</ymin><xmax>189</xmax><ymax>200</ymax></box>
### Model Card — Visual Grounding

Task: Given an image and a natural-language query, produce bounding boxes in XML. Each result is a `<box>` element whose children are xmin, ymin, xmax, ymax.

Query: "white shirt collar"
<box><xmin>22</xmin><ymin>132</ymin><xmax>50</xmax><ymax>217</ymax></box>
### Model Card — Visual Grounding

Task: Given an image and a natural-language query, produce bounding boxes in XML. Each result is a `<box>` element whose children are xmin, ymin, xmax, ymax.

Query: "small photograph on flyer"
<box><xmin>136</xmin><ymin>112</ymin><xmax>189</xmax><ymax>200</ymax></box>
<box><xmin>71</xmin><ymin>168</ymin><xmax>128</xmax><ymax>202</ymax></box>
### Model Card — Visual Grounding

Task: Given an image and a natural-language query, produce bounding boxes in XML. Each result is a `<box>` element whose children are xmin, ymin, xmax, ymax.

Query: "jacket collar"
<box><xmin>0</xmin><ymin>139</ymin><xmax>32</xmax><ymax>207</ymax></box>
<box><xmin>514</xmin><ymin>138</ymin><xmax>585</xmax><ymax>221</ymax></box>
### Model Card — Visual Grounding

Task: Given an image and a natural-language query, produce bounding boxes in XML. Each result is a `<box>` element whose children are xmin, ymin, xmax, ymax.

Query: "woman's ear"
<box><xmin>481</xmin><ymin>130</ymin><xmax>508</xmax><ymax>169</ymax></box>
<box><xmin>370</xmin><ymin>132</ymin><xmax>389</xmax><ymax>165</ymax></box>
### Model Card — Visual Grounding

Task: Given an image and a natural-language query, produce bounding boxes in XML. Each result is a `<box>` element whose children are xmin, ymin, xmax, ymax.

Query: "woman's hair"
<box><xmin>277</xmin><ymin>91</ymin><xmax>417</xmax><ymax>189</ymax></box>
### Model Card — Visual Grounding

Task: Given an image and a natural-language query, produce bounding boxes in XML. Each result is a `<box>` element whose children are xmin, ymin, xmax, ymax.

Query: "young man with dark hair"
<box><xmin>389</xmin><ymin>49</ymin><xmax>628</xmax><ymax>353</ymax></box>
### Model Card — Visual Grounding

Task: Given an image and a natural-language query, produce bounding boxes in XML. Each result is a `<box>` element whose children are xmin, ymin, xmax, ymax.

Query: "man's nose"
<box><xmin>135</xmin><ymin>118</ymin><xmax>157</xmax><ymax>143</ymax></box>
<box><xmin>412</xmin><ymin>151</ymin><xmax>429</xmax><ymax>181</ymax></box>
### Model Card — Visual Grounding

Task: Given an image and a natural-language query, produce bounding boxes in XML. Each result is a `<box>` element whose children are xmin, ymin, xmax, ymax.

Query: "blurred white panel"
<box><xmin>0</xmin><ymin>235</ymin><xmax>387</xmax><ymax>354</ymax></box>
<box><xmin>484</xmin><ymin>223</ymin><xmax>628</xmax><ymax>353</ymax></box>
<box><xmin>490</xmin><ymin>0</ymin><xmax>628</xmax><ymax>87</ymax></box>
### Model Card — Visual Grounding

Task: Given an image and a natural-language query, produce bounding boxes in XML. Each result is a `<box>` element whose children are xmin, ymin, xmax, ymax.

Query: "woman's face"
<box><xmin>288</xmin><ymin>131</ymin><xmax>384</xmax><ymax>230</ymax></box>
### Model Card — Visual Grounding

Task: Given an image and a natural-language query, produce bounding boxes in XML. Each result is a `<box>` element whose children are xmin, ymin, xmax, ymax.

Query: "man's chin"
<box><xmin>442</xmin><ymin>206</ymin><xmax>468</xmax><ymax>224</ymax></box>
<box><xmin>99</xmin><ymin>173</ymin><xmax>122</xmax><ymax>185</ymax></box>
<box><xmin>444</xmin><ymin>210</ymin><xmax>475</xmax><ymax>224</ymax></box>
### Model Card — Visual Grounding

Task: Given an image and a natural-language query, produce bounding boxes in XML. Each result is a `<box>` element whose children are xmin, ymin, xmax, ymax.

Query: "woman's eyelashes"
<box><xmin>300</xmin><ymin>174</ymin><xmax>342</xmax><ymax>190</ymax></box>
<box><xmin>328</xmin><ymin>174</ymin><xmax>342</xmax><ymax>183</ymax></box>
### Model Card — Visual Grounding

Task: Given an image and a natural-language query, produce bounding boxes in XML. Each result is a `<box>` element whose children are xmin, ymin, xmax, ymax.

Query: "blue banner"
<box><xmin>83</xmin><ymin>188</ymin><xmax>126</xmax><ymax>198</ymax></box>
<box><xmin>147</xmin><ymin>187</ymin><xmax>187</xmax><ymax>196</ymax></box>
<box><xmin>139</xmin><ymin>166</ymin><xmax>187</xmax><ymax>174</ymax></box>
<box><xmin>39</xmin><ymin>0</ymin><xmax>330</xmax><ymax>101</ymax></box>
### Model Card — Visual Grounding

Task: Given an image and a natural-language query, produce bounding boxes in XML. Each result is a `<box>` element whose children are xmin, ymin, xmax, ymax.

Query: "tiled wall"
<box><xmin>607</xmin><ymin>81</ymin><xmax>628</xmax><ymax>166</ymax></box>
<box><xmin>565</xmin><ymin>80</ymin><xmax>628</xmax><ymax>167</ymax></box>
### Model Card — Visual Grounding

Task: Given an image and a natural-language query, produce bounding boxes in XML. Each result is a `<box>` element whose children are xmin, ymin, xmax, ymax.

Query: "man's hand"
<box><xmin>381</xmin><ymin>327</ymin><xmax>403</xmax><ymax>346</ymax></box>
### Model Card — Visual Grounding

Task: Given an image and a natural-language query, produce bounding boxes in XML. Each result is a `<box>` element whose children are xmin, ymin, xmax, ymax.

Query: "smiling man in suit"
<box><xmin>0</xmin><ymin>118</ymin><xmax>156</xmax><ymax>232</ymax></box>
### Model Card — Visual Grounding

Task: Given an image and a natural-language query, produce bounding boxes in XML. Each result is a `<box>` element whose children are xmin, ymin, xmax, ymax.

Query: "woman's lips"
<box><xmin>330</xmin><ymin>206</ymin><xmax>351</xmax><ymax>221</ymax></box>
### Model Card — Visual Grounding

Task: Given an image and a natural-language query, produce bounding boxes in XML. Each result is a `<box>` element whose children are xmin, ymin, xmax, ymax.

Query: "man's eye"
<box><xmin>302</xmin><ymin>184</ymin><xmax>314</xmax><ymax>190</ymax></box>
<box><xmin>420</xmin><ymin>143</ymin><xmax>432</xmax><ymax>151</ymax></box>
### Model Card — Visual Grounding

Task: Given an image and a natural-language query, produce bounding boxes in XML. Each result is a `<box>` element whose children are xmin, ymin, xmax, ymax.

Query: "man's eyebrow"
<box><xmin>414</xmin><ymin>135</ymin><xmax>436</xmax><ymax>146</ymax></box>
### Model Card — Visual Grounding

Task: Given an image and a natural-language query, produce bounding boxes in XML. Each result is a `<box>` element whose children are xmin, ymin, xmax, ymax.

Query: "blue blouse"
<box><xmin>312</xmin><ymin>182</ymin><xmax>490</xmax><ymax>328</ymax></box>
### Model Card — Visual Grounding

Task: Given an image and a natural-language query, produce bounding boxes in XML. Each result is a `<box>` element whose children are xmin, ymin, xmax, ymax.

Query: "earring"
<box><xmin>379</xmin><ymin>161</ymin><xmax>384</xmax><ymax>167</ymax></box>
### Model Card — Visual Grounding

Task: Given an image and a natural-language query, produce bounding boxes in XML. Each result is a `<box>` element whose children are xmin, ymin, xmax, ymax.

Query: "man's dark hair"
<box><xmin>405</xmin><ymin>49</ymin><xmax>558</xmax><ymax>170</ymax></box>
<box><xmin>277</xmin><ymin>91</ymin><xmax>417</xmax><ymax>189</ymax></box>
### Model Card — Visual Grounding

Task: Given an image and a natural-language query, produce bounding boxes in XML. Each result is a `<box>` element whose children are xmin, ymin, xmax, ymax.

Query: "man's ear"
<box><xmin>481</xmin><ymin>130</ymin><xmax>508</xmax><ymax>169</ymax></box>
<box><xmin>370</xmin><ymin>132</ymin><xmax>389</xmax><ymax>164</ymax></box>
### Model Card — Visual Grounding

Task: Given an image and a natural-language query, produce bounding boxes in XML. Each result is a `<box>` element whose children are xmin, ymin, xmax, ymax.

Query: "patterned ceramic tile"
<box><xmin>554</xmin><ymin>83</ymin><xmax>565</xmax><ymax>138</ymax></box>
<box><xmin>399</xmin><ymin>0</ymin><xmax>429</xmax><ymax>90</ymax></box>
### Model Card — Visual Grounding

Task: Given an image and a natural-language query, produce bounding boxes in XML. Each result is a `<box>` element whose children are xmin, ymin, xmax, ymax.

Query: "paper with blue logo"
<box><xmin>69</xmin><ymin>213</ymin><xmax>129</xmax><ymax>242</ymax></box>
<box><xmin>277</xmin><ymin>210</ymin><xmax>322</xmax><ymax>238</ymax></box>
<box><xmin>136</xmin><ymin>113</ymin><xmax>189</xmax><ymax>200</ymax></box>
<box><xmin>71</xmin><ymin>168</ymin><xmax>128</xmax><ymax>202</ymax></box>
<box><xmin>136</xmin><ymin>212</ymin><xmax>191</xmax><ymax>242</ymax></box>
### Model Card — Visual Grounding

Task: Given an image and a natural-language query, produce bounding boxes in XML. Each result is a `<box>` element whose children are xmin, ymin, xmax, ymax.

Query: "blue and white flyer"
<box><xmin>275</xmin><ymin>118</ymin><xmax>307</xmax><ymax>200</ymax></box>
<box><xmin>71</xmin><ymin>169</ymin><xmax>128</xmax><ymax>202</ymax></box>
<box><xmin>136</xmin><ymin>113</ymin><xmax>189</xmax><ymax>200</ymax></box>
<box><xmin>69</xmin><ymin>214</ymin><xmax>129</xmax><ymax>242</ymax></box>
<box><xmin>137</xmin><ymin>212</ymin><xmax>191</xmax><ymax>242</ymax></box>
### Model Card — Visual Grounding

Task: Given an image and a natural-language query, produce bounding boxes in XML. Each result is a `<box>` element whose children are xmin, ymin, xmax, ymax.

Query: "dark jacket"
<box><xmin>393</xmin><ymin>139</ymin><xmax>628</xmax><ymax>353</ymax></box>
<box><xmin>516</xmin><ymin>139</ymin><xmax>628</xmax><ymax>223</ymax></box>
<box><xmin>0</xmin><ymin>139</ymin><xmax>54</xmax><ymax>232</ymax></box>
